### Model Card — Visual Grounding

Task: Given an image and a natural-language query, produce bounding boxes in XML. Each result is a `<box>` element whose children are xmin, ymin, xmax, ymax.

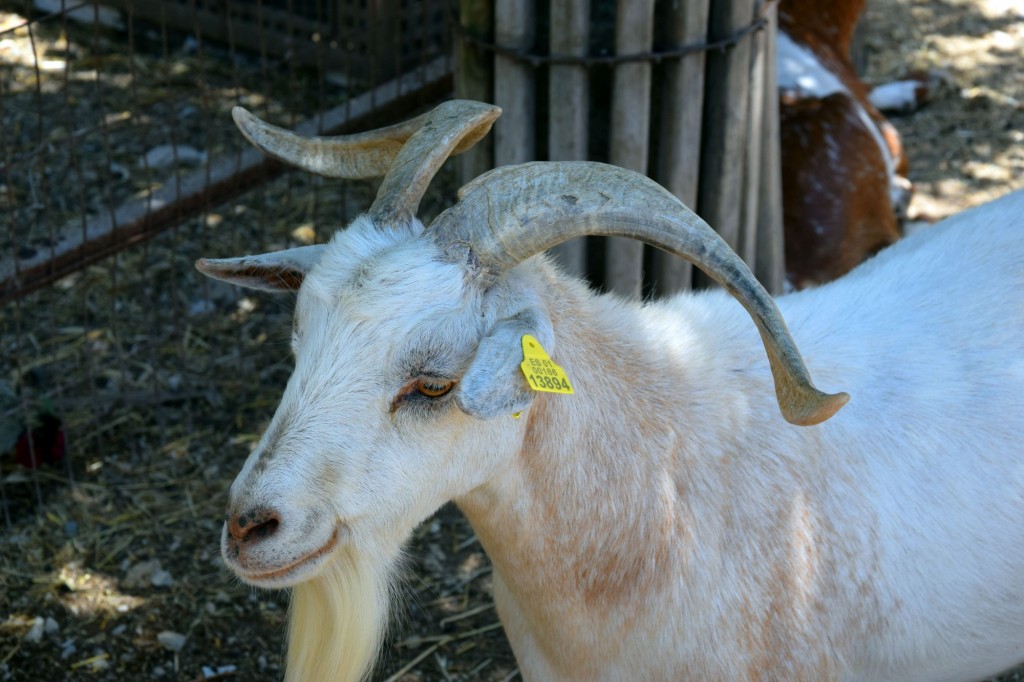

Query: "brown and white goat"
<box><xmin>198</xmin><ymin>101</ymin><xmax>1024</xmax><ymax>681</ymax></box>
<box><xmin>778</xmin><ymin>0</ymin><xmax>938</xmax><ymax>288</ymax></box>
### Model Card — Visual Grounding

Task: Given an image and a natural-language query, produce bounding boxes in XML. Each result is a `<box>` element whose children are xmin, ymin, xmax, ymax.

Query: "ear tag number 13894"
<box><xmin>520</xmin><ymin>335</ymin><xmax>574</xmax><ymax>395</ymax></box>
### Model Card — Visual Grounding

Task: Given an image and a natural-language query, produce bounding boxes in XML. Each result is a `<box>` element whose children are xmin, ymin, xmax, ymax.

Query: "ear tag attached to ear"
<box><xmin>520</xmin><ymin>335</ymin><xmax>574</xmax><ymax>395</ymax></box>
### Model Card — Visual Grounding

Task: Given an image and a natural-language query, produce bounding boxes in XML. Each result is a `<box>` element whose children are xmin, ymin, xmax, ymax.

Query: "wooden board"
<box><xmin>547</xmin><ymin>0</ymin><xmax>590</xmax><ymax>277</ymax></box>
<box><xmin>651</xmin><ymin>0</ymin><xmax>710</xmax><ymax>295</ymax></box>
<box><xmin>606</xmin><ymin>0</ymin><xmax>655</xmax><ymax>299</ymax></box>
<box><xmin>493</xmin><ymin>0</ymin><xmax>535</xmax><ymax>166</ymax></box>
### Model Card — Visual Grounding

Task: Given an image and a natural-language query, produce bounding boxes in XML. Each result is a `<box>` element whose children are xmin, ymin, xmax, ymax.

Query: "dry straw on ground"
<box><xmin>2</xmin><ymin>0</ymin><xmax>1023</xmax><ymax>680</ymax></box>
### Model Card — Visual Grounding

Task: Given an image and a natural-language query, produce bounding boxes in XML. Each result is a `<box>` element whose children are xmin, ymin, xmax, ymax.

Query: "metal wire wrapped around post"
<box><xmin>452</xmin><ymin>0</ymin><xmax>785</xmax><ymax>297</ymax></box>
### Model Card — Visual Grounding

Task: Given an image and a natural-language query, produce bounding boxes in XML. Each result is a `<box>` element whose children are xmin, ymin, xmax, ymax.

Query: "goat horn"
<box><xmin>231</xmin><ymin>101</ymin><xmax>499</xmax><ymax>185</ymax></box>
<box><xmin>232</xmin><ymin>107</ymin><xmax>424</xmax><ymax>179</ymax></box>
<box><xmin>430</xmin><ymin>161</ymin><xmax>849</xmax><ymax>426</ymax></box>
<box><xmin>367</xmin><ymin>100</ymin><xmax>500</xmax><ymax>226</ymax></box>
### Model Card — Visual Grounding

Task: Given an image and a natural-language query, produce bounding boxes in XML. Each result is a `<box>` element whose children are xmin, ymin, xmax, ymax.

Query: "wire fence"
<box><xmin>1</xmin><ymin>5</ymin><xmax>519</xmax><ymax>680</ymax></box>
<box><xmin>3</xmin><ymin>1</ymin><xmax>1023</xmax><ymax>680</ymax></box>
<box><xmin>2</xmin><ymin>0</ymin><xmax>779</xmax><ymax>526</ymax></box>
<box><xmin>1</xmin><ymin>0</ymin><xmax>453</xmax><ymax>525</ymax></box>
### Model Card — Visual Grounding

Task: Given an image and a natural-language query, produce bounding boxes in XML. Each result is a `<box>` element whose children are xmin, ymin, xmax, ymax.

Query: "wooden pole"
<box><xmin>547</xmin><ymin>0</ymin><xmax>590</xmax><ymax>277</ymax></box>
<box><xmin>696</xmin><ymin>0</ymin><xmax>757</xmax><ymax>288</ymax></box>
<box><xmin>740</xmin><ymin>6</ymin><xmax>767</xmax><ymax>269</ymax></box>
<box><xmin>606</xmin><ymin>0</ymin><xmax>655</xmax><ymax>299</ymax></box>
<box><xmin>494</xmin><ymin>0</ymin><xmax>535</xmax><ymax>166</ymax></box>
<box><xmin>456</xmin><ymin>0</ymin><xmax>494</xmax><ymax>185</ymax></box>
<box><xmin>755</xmin><ymin>2</ymin><xmax>785</xmax><ymax>293</ymax></box>
<box><xmin>651</xmin><ymin>0</ymin><xmax>710</xmax><ymax>296</ymax></box>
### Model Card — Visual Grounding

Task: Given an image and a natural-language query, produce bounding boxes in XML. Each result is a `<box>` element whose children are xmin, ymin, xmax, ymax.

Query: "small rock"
<box><xmin>60</xmin><ymin>639</ymin><xmax>77</xmax><ymax>659</ymax></box>
<box><xmin>152</xmin><ymin>664</ymin><xmax>166</xmax><ymax>677</ymax></box>
<box><xmin>142</xmin><ymin>144</ymin><xmax>207</xmax><ymax>169</ymax></box>
<box><xmin>111</xmin><ymin>624</ymin><xmax>127</xmax><ymax>636</ymax></box>
<box><xmin>324</xmin><ymin>71</ymin><xmax>351</xmax><ymax>88</ymax></box>
<box><xmin>109</xmin><ymin>162</ymin><xmax>131</xmax><ymax>180</ymax></box>
<box><xmin>149</xmin><ymin>568</ymin><xmax>174</xmax><ymax>588</ymax></box>
<box><xmin>44</xmin><ymin>617</ymin><xmax>59</xmax><ymax>635</ymax></box>
<box><xmin>156</xmin><ymin>631</ymin><xmax>187</xmax><ymax>652</ymax></box>
<box><xmin>123</xmin><ymin>559</ymin><xmax>162</xmax><ymax>589</ymax></box>
<box><xmin>188</xmin><ymin>299</ymin><xmax>216</xmax><ymax>317</ymax></box>
<box><xmin>24</xmin><ymin>617</ymin><xmax>44</xmax><ymax>643</ymax></box>
<box><xmin>63</xmin><ymin>521</ymin><xmax>78</xmax><ymax>538</ymax></box>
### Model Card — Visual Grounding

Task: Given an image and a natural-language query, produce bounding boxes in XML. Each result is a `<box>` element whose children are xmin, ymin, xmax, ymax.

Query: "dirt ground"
<box><xmin>864</xmin><ymin>0</ymin><xmax>1023</xmax><ymax>220</ymax></box>
<box><xmin>1</xmin><ymin>0</ymin><xmax>1023</xmax><ymax>681</ymax></box>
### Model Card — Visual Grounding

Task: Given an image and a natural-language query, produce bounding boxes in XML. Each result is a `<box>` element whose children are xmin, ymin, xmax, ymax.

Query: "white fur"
<box><xmin>777</xmin><ymin>31</ymin><xmax>847</xmax><ymax>99</ymax></box>
<box><xmin>868</xmin><ymin>80</ymin><xmax>922</xmax><ymax>113</ymax></box>
<box><xmin>217</xmin><ymin>191</ymin><xmax>1024</xmax><ymax>681</ymax></box>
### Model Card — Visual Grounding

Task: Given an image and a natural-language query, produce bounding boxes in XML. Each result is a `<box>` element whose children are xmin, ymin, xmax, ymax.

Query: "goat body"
<box><xmin>199</xmin><ymin>100</ymin><xmax>1024</xmax><ymax>682</ymax></box>
<box><xmin>778</xmin><ymin>0</ymin><xmax>932</xmax><ymax>288</ymax></box>
<box><xmin>459</xmin><ymin>190</ymin><xmax>1024</xmax><ymax>680</ymax></box>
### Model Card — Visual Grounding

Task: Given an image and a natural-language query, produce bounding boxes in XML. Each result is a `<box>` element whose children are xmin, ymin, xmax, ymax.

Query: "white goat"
<box><xmin>197</xmin><ymin>100</ymin><xmax>1024</xmax><ymax>682</ymax></box>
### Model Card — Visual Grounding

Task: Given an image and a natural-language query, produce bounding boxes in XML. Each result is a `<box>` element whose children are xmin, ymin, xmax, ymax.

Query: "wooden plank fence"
<box><xmin>455</xmin><ymin>0</ymin><xmax>784</xmax><ymax>296</ymax></box>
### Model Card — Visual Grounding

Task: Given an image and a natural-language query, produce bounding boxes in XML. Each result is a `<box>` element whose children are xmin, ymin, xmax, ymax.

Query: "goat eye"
<box><xmin>415</xmin><ymin>378</ymin><xmax>454</xmax><ymax>398</ymax></box>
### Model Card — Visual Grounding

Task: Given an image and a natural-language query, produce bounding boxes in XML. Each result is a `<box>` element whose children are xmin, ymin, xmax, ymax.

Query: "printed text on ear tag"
<box><xmin>520</xmin><ymin>335</ymin><xmax>574</xmax><ymax>394</ymax></box>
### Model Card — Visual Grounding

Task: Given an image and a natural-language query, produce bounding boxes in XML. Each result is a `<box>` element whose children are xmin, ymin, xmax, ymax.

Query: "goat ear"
<box><xmin>195</xmin><ymin>245</ymin><xmax>325</xmax><ymax>292</ymax></box>
<box><xmin>456</xmin><ymin>309</ymin><xmax>555</xmax><ymax>419</ymax></box>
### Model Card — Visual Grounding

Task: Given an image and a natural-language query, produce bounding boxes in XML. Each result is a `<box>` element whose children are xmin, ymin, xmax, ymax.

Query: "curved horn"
<box><xmin>367</xmin><ymin>100</ymin><xmax>500</xmax><ymax>226</ymax></box>
<box><xmin>430</xmin><ymin>161</ymin><xmax>849</xmax><ymax>426</ymax></box>
<box><xmin>232</xmin><ymin>107</ymin><xmax>425</xmax><ymax>179</ymax></box>
<box><xmin>231</xmin><ymin>101</ymin><xmax>499</xmax><ymax>182</ymax></box>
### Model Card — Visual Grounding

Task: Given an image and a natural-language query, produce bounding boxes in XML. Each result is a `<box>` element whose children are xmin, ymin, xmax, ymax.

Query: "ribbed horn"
<box><xmin>429</xmin><ymin>161</ymin><xmax>849</xmax><ymax>426</ymax></box>
<box><xmin>231</xmin><ymin>107</ymin><xmax>426</xmax><ymax>179</ymax></box>
<box><xmin>231</xmin><ymin>101</ymin><xmax>499</xmax><ymax>185</ymax></box>
<box><xmin>367</xmin><ymin>100</ymin><xmax>500</xmax><ymax>226</ymax></box>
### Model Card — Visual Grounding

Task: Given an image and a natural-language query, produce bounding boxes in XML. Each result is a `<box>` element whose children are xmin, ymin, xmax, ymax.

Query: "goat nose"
<box><xmin>226</xmin><ymin>507</ymin><xmax>281</xmax><ymax>544</ymax></box>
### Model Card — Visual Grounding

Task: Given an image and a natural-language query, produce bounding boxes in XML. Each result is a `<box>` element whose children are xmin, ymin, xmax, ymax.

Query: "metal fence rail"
<box><xmin>0</xmin><ymin>0</ymin><xmax>451</xmax><ymax>519</ymax></box>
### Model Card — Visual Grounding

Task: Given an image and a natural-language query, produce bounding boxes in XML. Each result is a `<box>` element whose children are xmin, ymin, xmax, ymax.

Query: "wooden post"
<box><xmin>456</xmin><ymin>0</ymin><xmax>494</xmax><ymax>185</ymax></box>
<box><xmin>739</xmin><ymin>6</ymin><xmax>767</xmax><ymax>269</ymax></box>
<box><xmin>494</xmin><ymin>0</ymin><xmax>535</xmax><ymax>166</ymax></box>
<box><xmin>696</xmin><ymin>0</ymin><xmax>757</xmax><ymax>287</ymax></box>
<box><xmin>651</xmin><ymin>0</ymin><xmax>710</xmax><ymax>296</ymax></box>
<box><xmin>547</xmin><ymin>0</ymin><xmax>590</xmax><ymax>277</ymax></box>
<box><xmin>606</xmin><ymin>0</ymin><xmax>655</xmax><ymax>299</ymax></box>
<box><xmin>755</xmin><ymin>1</ymin><xmax>785</xmax><ymax>293</ymax></box>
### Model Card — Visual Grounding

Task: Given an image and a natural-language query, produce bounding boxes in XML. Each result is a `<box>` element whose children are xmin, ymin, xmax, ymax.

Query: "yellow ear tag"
<box><xmin>520</xmin><ymin>335</ymin><xmax>574</xmax><ymax>394</ymax></box>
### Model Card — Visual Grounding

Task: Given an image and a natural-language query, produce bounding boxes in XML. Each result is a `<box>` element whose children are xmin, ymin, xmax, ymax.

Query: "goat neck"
<box><xmin>456</xmin><ymin>262</ymin><xmax>871</xmax><ymax>681</ymax></box>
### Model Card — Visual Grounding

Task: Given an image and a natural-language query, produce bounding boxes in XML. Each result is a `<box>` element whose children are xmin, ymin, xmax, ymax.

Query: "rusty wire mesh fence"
<box><xmin>1</xmin><ymin>0</ymin><xmax>451</xmax><ymax>520</ymax></box>
<box><xmin>0</xmin><ymin>3</ymin><xmax>523</xmax><ymax>681</ymax></box>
